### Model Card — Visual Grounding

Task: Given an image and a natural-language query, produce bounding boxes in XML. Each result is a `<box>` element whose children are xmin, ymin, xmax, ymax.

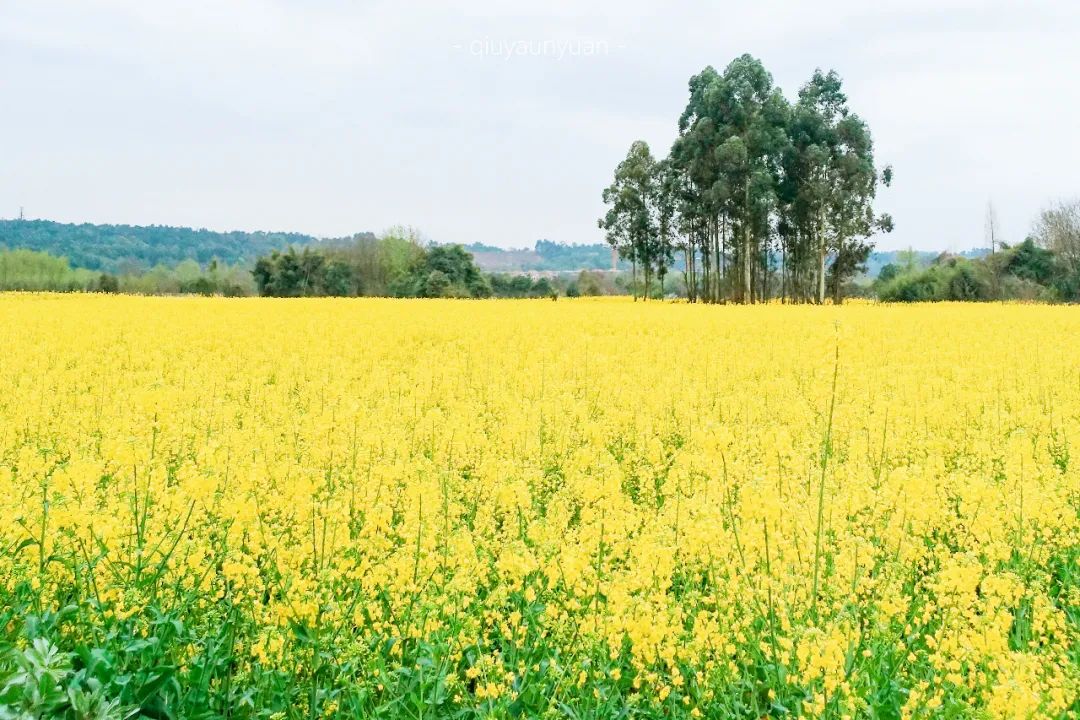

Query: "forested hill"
<box><xmin>0</xmin><ymin>219</ymin><xmax>335</xmax><ymax>272</ymax></box>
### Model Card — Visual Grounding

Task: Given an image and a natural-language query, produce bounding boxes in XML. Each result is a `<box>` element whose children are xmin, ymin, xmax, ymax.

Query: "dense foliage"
<box><xmin>0</xmin><ymin>296</ymin><xmax>1076</xmax><ymax>719</ymax></box>
<box><xmin>877</xmin><ymin>235</ymin><xmax>1080</xmax><ymax>303</ymax></box>
<box><xmin>601</xmin><ymin>56</ymin><xmax>893</xmax><ymax>304</ymax></box>
<box><xmin>0</xmin><ymin>219</ymin><xmax>326</xmax><ymax>272</ymax></box>
<box><xmin>863</xmin><ymin>249</ymin><xmax>987</xmax><ymax>280</ymax></box>
<box><xmin>0</xmin><ymin>248</ymin><xmax>100</xmax><ymax>292</ymax></box>
<box><xmin>252</xmin><ymin>233</ymin><xmax>494</xmax><ymax>298</ymax></box>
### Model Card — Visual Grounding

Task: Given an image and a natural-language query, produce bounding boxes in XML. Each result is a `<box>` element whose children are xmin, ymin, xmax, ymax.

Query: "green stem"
<box><xmin>811</xmin><ymin>338</ymin><xmax>840</xmax><ymax>621</ymax></box>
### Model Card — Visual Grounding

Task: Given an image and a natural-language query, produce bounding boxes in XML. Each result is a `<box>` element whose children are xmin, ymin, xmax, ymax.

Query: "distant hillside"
<box><xmin>465</xmin><ymin>240</ymin><xmax>628</xmax><ymax>273</ymax></box>
<box><xmin>0</xmin><ymin>219</ymin><xmax>627</xmax><ymax>275</ymax></box>
<box><xmin>0</xmin><ymin>219</ymin><xmax>332</xmax><ymax>272</ymax></box>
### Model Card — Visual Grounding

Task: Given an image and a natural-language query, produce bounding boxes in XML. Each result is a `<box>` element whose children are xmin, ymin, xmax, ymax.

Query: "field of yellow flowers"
<box><xmin>0</xmin><ymin>294</ymin><xmax>1077</xmax><ymax>719</ymax></box>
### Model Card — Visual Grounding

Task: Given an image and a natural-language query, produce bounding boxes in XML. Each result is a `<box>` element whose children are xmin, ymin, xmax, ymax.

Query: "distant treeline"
<box><xmin>0</xmin><ymin>219</ymin><xmax>327</xmax><ymax>272</ymax></box>
<box><xmin>0</xmin><ymin>217</ymin><xmax>638</xmax><ymax>275</ymax></box>
<box><xmin>875</xmin><ymin>201</ymin><xmax>1080</xmax><ymax>302</ymax></box>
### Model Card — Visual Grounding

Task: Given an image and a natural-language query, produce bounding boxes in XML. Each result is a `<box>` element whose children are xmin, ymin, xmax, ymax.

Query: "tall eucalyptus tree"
<box><xmin>600</xmin><ymin>141</ymin><xmax>662</xmax><ymax>300</ymax></box>
<box><xmin>792</xmin><ymin>70</ymin><xmax>892</xmax><ymax>303</ymax></box>
<box><xmin>672</xmin><ymin>65</ymin><xmax>725</xmax><ymax>302</ymax></box>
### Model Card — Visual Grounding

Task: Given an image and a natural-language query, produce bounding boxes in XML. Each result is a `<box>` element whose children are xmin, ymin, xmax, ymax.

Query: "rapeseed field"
<box><xmin>0</xmin><ymin>295</ymin><xmax>1076</xmax><ymax>719</ymax></box>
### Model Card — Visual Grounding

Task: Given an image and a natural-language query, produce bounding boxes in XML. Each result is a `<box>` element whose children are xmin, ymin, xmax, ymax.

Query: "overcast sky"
<box><xmin>2</xmin><ymin>0</ymin><xmax>1077</xmax><ymax>251</ymax></box>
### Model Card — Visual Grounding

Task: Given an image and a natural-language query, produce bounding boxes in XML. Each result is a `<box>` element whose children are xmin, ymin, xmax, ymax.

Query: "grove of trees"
<box><xmin>252</xmin><ymin>228</ymin><xmax>565</xmax><ymax>299</ymax></box>
<box><xmin>600</xmin><ymin>55</ymin><xmax>893</xmax><ymax>304</ymax></box>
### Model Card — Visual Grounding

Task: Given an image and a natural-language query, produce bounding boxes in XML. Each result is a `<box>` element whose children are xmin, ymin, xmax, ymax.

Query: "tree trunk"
<box><xmin>831</xmin><ymin>244</ymin><xmax>843</xmax><ymax>305</ymax></box>
<box><xmin>682</xmin><ymin>245</ymin><xmax>694</xmax><ymax>303</ymax></box>
<box><xmin>816</xmin><ymin>247</ymin><xmax>826</xmax><ymax>304</ymax></box>
<box><xmin>760</xmin><ymin>247</ymin><xmax>768</xmax><ymax>303</ymax></box>
<box><xmin>682</xmin><ymin>235</ymin><xmax>691</xmax><ymax>303</ymax></box>
<box><xmin>691</xmin><ymin>238</ymin><xmax>698</xmax><ymax>302</ymax></box>
<box><xmin>711</xmin><ymin>217</ymin><xmax>719</xmax><ymax>303</ymax></box>
<box><xmin>742</xmin><ymin>225</ymin><xmax>752</xmax><ymax>304</ymax></box>
<box><xmin>701</xmin><ymin>226</ymin><xmax>711</xmax><ymax>304</ymax></box>
<box><xmin>719</xmin><ymin>215</ymin><xmax>726</xmax><ymax>303</ymax></box>
<box><xmin>781</xmin><ymin>244</ymin><xmax>787</xmax><ymax>303</ymax></box>
<box><xmin>816</xmin><ymin>179</ymin><xmax>829</xmax><ymax>304</ymax></box>
<box><xmin>816</xmin><ymin>217</ymin><xmax>827</xmax><ymax>305</ymax></box>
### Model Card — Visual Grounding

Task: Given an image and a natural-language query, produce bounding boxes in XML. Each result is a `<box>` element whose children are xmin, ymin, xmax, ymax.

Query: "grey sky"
<box><xmin>2</xmin><ymin>0</ymin><xmax>1077</xmax><ymax>251</ymax></box>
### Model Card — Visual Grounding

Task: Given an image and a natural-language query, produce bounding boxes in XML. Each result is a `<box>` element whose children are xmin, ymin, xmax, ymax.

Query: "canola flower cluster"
<box><xmin>0</xmin><ymin>294</ymin><xmax>1077</xmax><ymax>719</ymax></box>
